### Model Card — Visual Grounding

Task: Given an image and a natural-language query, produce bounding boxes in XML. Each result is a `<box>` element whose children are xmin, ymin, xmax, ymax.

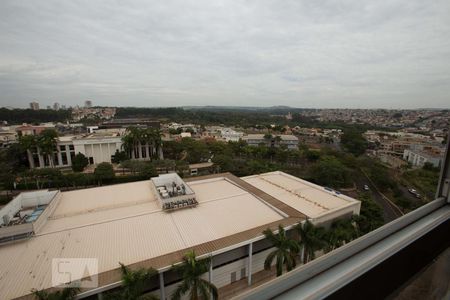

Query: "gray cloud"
<box><xmin>0</xmin><ymin>0</ymin><xmax>449</xmax><ymax>108</ymax></box>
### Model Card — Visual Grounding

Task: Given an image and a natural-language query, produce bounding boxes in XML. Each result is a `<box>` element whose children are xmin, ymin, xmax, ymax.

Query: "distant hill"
<box><xmin>183</xmin><ymin>105</ymin><xmax>295</xmax><ymax>110</ymax></box>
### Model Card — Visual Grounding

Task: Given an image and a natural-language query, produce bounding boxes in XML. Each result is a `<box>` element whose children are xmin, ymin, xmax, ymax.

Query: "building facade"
<box><xmin>243</xmin><ymin>134</ymin><xmax>299</xmax><ymax>149</ymax></box>
<box><xmin>403</xmin><ymin>149</ymin><xmax>443</xmax><ymax>168</ymax></box>
<box><xmin>26</xmin><ymin>133</ymin><xmax>163</xmax><ymax>169</ymax></box>
<box><xmin>220</xmin><ymin>128</ymin><xmax>244</xmax><ymax>142</ymax></box>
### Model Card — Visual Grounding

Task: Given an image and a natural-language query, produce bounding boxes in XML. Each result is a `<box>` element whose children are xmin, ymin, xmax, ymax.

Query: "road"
<box><xmin>355</xmin><ymin>171</ymin><xmax>403</xmax><ymax>223</ymax></box>
<box><xmin>398</xmin><ymin>184</ymin><xmax>427</xmax><ymax>206</ymax></box>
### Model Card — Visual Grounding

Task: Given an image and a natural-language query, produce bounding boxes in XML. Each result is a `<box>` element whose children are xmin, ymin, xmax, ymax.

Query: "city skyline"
<box><xmin>1</xmin><ymin>1</ymin><xmax>450</xmax><ymax>109</ymax></box>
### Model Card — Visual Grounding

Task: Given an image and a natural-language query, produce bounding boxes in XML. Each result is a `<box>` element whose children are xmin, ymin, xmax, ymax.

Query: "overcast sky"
<box><xmin>0</xmin><ymin>0</ymin><xmax>449</xmax><ymax>109</ymax></box>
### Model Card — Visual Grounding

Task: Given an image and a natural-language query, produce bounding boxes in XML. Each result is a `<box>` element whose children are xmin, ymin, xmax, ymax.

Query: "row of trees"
<box><xmin>0</xmin><ymin>108</ymin><xmax>70</xmax><ymax>124</ymax></box>
<box><xmin>33</xmin><ymin>250</ymin><xmax>216</xmax><ymax>300</ymax></box>
<box><xmin>263</xmin><ymin>220</ymin><xmax>355</xmax><ymax>277</ymax></box>
<box><xmin>34</xmin><ymin>217</ymin><xmax>371</xmax><ymax>300</ymax></box>
<box><xmin>163</xmin><ymin>137</ymin><xmax>355</xmax><ymax>188</ymax></box>
<box><xmin>10</xmin><ymin>162</ymin><xmax>118</xmax><ymax>190</ymax></box>
<box><xmin>19</xmin><ymin>129</ymin><xmax>59</xmax><ymax>168</ymax></box>
<box><xmin>121</xmin><ymin>127</ymin><xmax>164</xmax><ymax>161</ymax></box>
<box><xmin>263</xmin><ymin>191</ymin><xmax>385</xmax><ymax>278</ymax></box>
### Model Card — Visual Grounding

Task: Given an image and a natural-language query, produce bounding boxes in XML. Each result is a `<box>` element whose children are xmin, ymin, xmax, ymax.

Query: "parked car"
<box><xmin>408</xmin><ymin>188</ymin><xmax>417</xmax><ymax>194</ymax></box>
<box><xmin>363</xmin><ymin>185</ymin><xmax>370</xmax><ymax>191</ymax></box>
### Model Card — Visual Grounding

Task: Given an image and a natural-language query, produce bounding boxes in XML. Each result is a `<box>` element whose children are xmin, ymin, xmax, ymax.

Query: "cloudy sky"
<box><xmin>0</xmin><ymin>0</ymin><xmax>449</xmax><ymax>109</ymax></box>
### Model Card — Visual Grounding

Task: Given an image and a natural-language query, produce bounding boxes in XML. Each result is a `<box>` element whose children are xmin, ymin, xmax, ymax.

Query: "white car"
<box><xmin>363</xmin><ymin>185</ymin><xmax>370</xmax><ymax>191</ymax></box>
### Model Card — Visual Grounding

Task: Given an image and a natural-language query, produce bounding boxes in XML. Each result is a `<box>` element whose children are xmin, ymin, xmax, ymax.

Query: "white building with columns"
<box><xmin>26</xmin><ymin>132</ymin><xmax>162</xmax><ymax>169</ymax></box>
<box><xmin>0</xmin><ymin>171</ymin><xmax>360</xmax><ymax>300</ymax></box>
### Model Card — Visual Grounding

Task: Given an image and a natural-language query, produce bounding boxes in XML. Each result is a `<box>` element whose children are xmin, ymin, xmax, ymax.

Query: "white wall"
<box><xmin>0</xmin><ymin>190</ymin><xmax>57</xmax><ymax>226</ymax></box>
<box><xmin>0</xmin><ymin>196</ymin><xmax>22</xmax><ymax>226</ymax></box>
<box><xmin>152</xmin><ymin>247</ymin><xmax>275</xmax><ymax>300</ymax></box>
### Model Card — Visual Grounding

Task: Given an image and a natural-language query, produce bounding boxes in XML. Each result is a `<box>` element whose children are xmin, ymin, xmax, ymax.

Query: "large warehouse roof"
<box><xmin>0</xmin><ymin>172</ymin><xmax>359</xmax><ymax>300</ymax></box>
<box><xmin>243</xmin><ymin>171</ymin><xmax>360</xmax><ymax>221</ymax></box>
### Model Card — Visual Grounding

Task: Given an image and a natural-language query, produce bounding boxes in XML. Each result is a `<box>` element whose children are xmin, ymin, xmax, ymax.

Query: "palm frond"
<box><xmin>264</xmin><ymin>250</ymin><xmax>277</xmax><ymax>271</ymax></box>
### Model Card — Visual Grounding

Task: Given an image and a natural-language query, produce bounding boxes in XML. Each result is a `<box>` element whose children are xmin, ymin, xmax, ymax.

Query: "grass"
<box><xmin>402</xmin><ymin>168</ymin><xmax>440</xmax><ymax>199</ymax></box>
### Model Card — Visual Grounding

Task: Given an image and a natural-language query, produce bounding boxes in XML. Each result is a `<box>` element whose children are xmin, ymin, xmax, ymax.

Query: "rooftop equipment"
<box><xmin>150</xmin><ymin>173</ymin><xmax>197</xmax><ymax>211</ymax></box>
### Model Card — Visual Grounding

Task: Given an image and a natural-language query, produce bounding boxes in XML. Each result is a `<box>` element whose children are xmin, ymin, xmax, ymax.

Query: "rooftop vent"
<box><xmin>150</xmin><ymin>173</ymin><xmax>197</xmax><ymax>211</ymax></box>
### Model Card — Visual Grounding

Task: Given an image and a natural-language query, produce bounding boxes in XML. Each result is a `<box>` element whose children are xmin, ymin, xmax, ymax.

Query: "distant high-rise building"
<box><xmin>53</xmin><ymin>102</ymin><xmax>60</xmax><ymax>110</ymax></box>
<box><xmin>84</xmin><ymin>100</ymin><xmax>92</xmax><ymax>108</ymax></box>
<box><xmin>61</xmin><ymin>105</ymin><xmax>66</xmax><ymax>110</ymax></box>
<box><xmin>46</xmin><ymin>106</ymin><xmax>51</xmax><ymax>109</ymax></box>
<box><xmin>29</xmin><ymin>101</ymin><xmax>39</xmax><ymax>110</ymax></box>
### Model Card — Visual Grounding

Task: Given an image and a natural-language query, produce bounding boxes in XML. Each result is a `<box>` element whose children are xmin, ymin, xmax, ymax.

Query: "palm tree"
<box><xmin>36</xmin><ymin>129</ymin><xmax>59</xmax><ymax>167</ymax></box>
<box><xmin>32</xmin><ymin>287</ymin><xmax>79</xmax><ymax>300</ymax></box>
<box><xmin>263</xmin><ymin>225</ymin><xmax>300</xmax><ymax>277</ymax></box>
<box><xmin>171</xmin><ymin>250</ymin><xmax>218</xmax><ymax>300</ymax></box>
<box><xmin>296</xmin><ymin>220</ymin><xmax>327</xmax><ymax>264</ymax></box>
<box><xmin>121</xmin><ymin>133</ymin><xmax>134</xmax><ymax>159</ymax></box>
<box><xmin>122</xmin><ymin>127</ymin><xmax>142</xmax><ymax>159</ymax></box>
<box><xmin>19</xmin><ymin>134</ymin><xmax>37</xmax><ymax>168</ymax></box>
<box><xmin>152</xmin><ymin>129</ymin><xmax>164</xmax><ymax>160</ymax></box>
<box><xmin>323</xmin><ymin>219</ymin><xmax>358</xmax><ymax>253</ymax></box>
<box><xmin>104</xmin><ymin>263</ymin><xmax>158</xmax><ymax>300</ymax></box>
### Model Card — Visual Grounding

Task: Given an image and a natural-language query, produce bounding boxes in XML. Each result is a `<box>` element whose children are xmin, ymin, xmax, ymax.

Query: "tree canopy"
<box><xmin>310</xmin><ymin>156</ymin><xmax>352</xmax><ymax>188</ymax></box>
<box><xmin>340</xmin><ymin>129</ymin><xmax>368</xmax><ymax>156</ymax></box>
<box><xmin>72</xmin><ymin>153</ymin><xmax>89</xmax><ymax>172</ymax></box>
<box><xmin>171</xmin><ymin>250</ymin><xmax>218</xmax><ymax>300</ymax></box>
<box><xmin>94</xmin><ymin>162</ymin><xmax>115</xmax><ymax>184</ymax></box>
<box><xmin>263</xmin><ymin>225</ymin><xmax>300</xmax><ymax>276</ymax></box>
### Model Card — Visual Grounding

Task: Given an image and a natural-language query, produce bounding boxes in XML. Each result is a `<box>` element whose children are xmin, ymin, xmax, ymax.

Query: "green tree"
<box><xmin>169</xmin><ymin>128</ymin><xmax>182</xmax><ymax>135</ymax></box>
<box><xmin>141</xmin><ymin>163</ymin><xmax>157</xmax><ymax>178</ymax></box>
<box><xmin>71</xmin><ymin>153</ymin><xmax>89</xmax><ymax>172</ymax></box>
<box><xmin>180</xmin><ymin>138</ymin><xmax>209</xmax><ymax>163</ymax></box>
<box><xmin>19</xmin><ymin>134</ymin><xmax>37</xmax><ymax>151</ymax></box>
<box><xmin>340</xmin><ymin>130</ymin><xmax>368</xmax><ymax>156</ymax></box>
<box><xmin>310</xmin><ymin>156</ymin><xmax>351</xmax><ymax>188</ymax></box>
<box><xmin>296</xmin><ymin>220</ymin><xmax>327</xmax><ymax>264</ymax></box>
<box><xmin>263</xmin><ymin>133</ymin><xmax>273</xmax><ymax>142</ymax></box>
<box><xmin>212</xmin><ymin>154</ymin><xmax>234</xmax><ymax>172</ymax></box>
<box><xmin>175</xmin><ymin>160</ymin><xmax>189</xmax><ymax>176</ymax></box>
<box><xmin>111</xmin><ymin>150</ymin><xmax>129</xmax><ymax>164</ymax></box>
<box><xmin>24</xmin><ymin>168</ymin><xmax>63</xmax><ymax>189</ymax></box>
<box><xmin>263</xmin><ymin>225</ymin><xmax>300</xmax><ymax>277</ymax></box>
<box><xmin>104</xmin><ymin>263</ymin><xmax>158</xmax><ymax>300</ymax></box>
<box><xmin>0</xmin><ymin>108</ymin><xmax>70</xmax><ymax>124</ymax></box>
<box><xmin>171</xmin><ymin>250</ymin><xmax>218</xmax><ymax>300</ymax></box>
<box><xmin>305</xmin><ymin>150</ymin><xmax>321</xmax><ymax>161</ymax></box>
<box><xmin>322</xmin><ymin>219</ymin><xmax>358</xmax><ymax>253</ymax></box>
<box><xmin>151</xmin><ymin>159</ymin><xmax>177</xmax><ymax>173</ymax></box>
<box><xmin>121</xmin><ymin>160</ymin><xmax>145</xmax><ymax>175</ymax></box>
<box><xmin>32</xmin><ymin>287</ymin><xmax>79</xmax><ymax>300</ymax></box>
<box><xmin>121</xmin><ymin>160</ymin><xmax>157</xmax><ymax>177</ymax></box>
<box><xmin>122</xmin><ymin>127</ymin><xmax>163</xmax><ymax>160</ymax></box>
<box><xmin>36</xmin><ymin>129</ymin><xmax>59</xmax><ymax>167</ymax></box>
<box><xmin>94</xmin><ymin>162</ymin><xmax>115</xmax><ymax>185</ymax></box>
<box><xmin>353</xmin><ymin>192</ymin><xmax>384</xmax><ymax>235</ymax></box>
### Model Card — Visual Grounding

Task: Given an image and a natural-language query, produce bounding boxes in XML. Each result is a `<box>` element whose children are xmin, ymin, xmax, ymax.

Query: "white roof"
<box><xmin>0</xmin><ymin>177</ymin><xmax>284</xmax><ymax>299</ymax></box>
<box><xmin>242</xmin><ymin>171</ymin><xmax>359</xmax><ymax>219</ymax></box>
<box><xmin>243</xmin><ymin>134</ymin><xmax>298</xmax><ymax>141</ymax></box>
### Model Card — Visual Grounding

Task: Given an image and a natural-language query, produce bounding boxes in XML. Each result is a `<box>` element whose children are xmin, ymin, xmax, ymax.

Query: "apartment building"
<box><xmin>243</xmin><ymin>134</ymin><xmax>299</xmax><ymax>149</ymax></box>
<box><xmin>403</xmin><ymin>149</ymin><xmax>443</xmax><ymax>168</ymax></box>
